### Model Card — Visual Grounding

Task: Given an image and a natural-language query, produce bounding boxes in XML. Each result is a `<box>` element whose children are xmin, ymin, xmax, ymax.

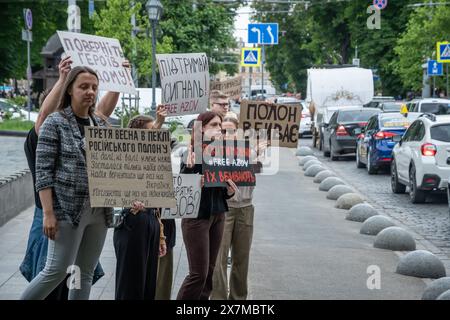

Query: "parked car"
<box><xmin>322</xmin><ymin>107</ymin><xmax>381</xmax><ymax>160</ymax></box>
<box><xmin>364</xmin><ymin>96</ymin><xmax>395</xmax><ymax>109</ymax></box>
<box><xmin>356</xmin><ymin>112</ymin><xmax>420</xmax><ymax>174</ymax></box>
<box><xmin>0</xmin><ymin>98</ymin><xmax>21</xmax><ymax>120</ymax></box>
<box><xmin>391</xmin><ymin>114</ymin><xmax>450</xmax><ymax>203</ymax></box>
<box><xmin>406</xmin><ymin>98</ymin><xmax>450</xmax><ymax>114</ymax></box>
<box><xmin>315</xmin><ymin>106</ymin><xmax>348</xmax><ymax>150</ymax></box>
<box><xmin>378</xmin><ymin>101</ymin><xmax>406</xmax><ymax>113</ymax></box>
<box><xmin>299</xmin><ymin>102</ymin><xmax>312</xmax><ymax>138</ymax></box>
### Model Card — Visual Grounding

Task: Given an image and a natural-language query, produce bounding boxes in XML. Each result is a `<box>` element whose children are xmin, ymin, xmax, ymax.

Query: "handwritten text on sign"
<box><xmin>239</xmin><ymin>101</ymin><xmax>302</xmax><ymax>148</ymax></box>
<box><xmin>161</xmin><ymin>174</ymin><xmax>202</xmax><ymax>219</ymax></box>
<box><xmin>156</xmin><ymin>53</ymin><xmax>209</xmax><ymax>116</ymax></box>
<box><xmin>85</xmin><ymin>127</ymin><xmax>175</xmax><ymax>208</ymax></box>
<box><xmin>210</xmin><ymin>76</ymin><xmax>242</xmax><ymax>100</ymax></box>
<box><xmin>203</xmin><ymin>139</ymin><xmax>256</xmax><ymax>188</ymax></box>
<box><xmin>57</xmin><ymin>31</ymin><xmax>136</xmax><ymax>95</ymax></box>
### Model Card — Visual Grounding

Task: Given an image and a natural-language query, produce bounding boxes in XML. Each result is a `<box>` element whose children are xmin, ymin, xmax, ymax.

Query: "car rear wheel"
<box><xmin>330</xmin><ymin>141</ymin><xmax>338</xmax><ymax>161</ymax></box>
<box><xmin>409</xmin><ymin>165</ymin><xmax>426</xmax><ymax>204</ymax></box>
<box><xmin>323</xmin><ymin>140</ymin><xmax>330</xmax><ymax>157</ymax></box>
<box><xmin>391</xmin><ymin>160</ymin><xmax>406</xmax><ymax>194</ymax></box>
<box><xmin>356</xmin><ymin>146</ymin><xmax>365</xmax><ymax>168</ymax></box>
<box><xmin>367</xmin><ymin>149</ymin><xmax>378</xmax><ymax>175</ymax></box>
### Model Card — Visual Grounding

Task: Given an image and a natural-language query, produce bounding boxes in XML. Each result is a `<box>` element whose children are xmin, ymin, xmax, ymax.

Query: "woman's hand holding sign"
<box><xmin>130</xmin><ymin>200</ymin><xmax>145</xmax><ymax>215</ymax></box>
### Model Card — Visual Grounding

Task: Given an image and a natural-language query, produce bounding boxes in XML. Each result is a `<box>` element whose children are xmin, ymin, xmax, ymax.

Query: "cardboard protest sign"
<box><xmin>161</xmin><ymin>174</ymin><xmax>202</xmax><ymax>219</ymax></box>
<box><xmin>202</xmin><ymin>139</ymin><xmax>256</xmax><ymax>188</ymax></box>
<box><xmin>57</xmin><ymin>31</ymin><xmax>136</xmax><ymax>95</ymax></box>
<box><xmin>156</xmin><ymin>52</ymin><xmax>209</xmax><ymax>116</ymax></box>
<box><xmin>210</xmin><ymin>76</ymin><xmax>242</xmax><ymax>100</ymax></box>
<box><xmin>239</xmin><ymin>100</ymin><xmax>302</xmax><ymax>148</ymax></box>
<box><xmin>85</xmin><ymin>127</ymin><xmax>175</xmax><ymax>208</ymax></box>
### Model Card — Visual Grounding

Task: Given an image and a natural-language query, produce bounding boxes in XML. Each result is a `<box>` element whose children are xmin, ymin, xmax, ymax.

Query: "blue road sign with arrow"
<box><xmin>248</xmin><ymin>23</ymin><xmax>278</xmax><ymax>45</ymax></box>
<box><xmin>428</xmin><ymin>60</ymin><xmax>443</xmax><ymax>76</ymax></box>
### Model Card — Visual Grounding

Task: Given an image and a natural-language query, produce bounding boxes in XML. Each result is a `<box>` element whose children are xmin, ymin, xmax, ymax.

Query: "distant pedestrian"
<box><xmin>210</xmin><ymin>90</ymin><xmax>230</xmax><ymax>118</ymax></box>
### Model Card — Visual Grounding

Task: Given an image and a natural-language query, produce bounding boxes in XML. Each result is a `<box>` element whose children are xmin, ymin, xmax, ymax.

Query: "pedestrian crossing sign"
<box><xmin>241</xmin><ymin>48</ymin><xmax>261</xmax><ymax>67</ymax></box>
<box><xmin>437</xmin><ymin>42</ymin><xmax>450</xmax><ymax>63</ymax></box>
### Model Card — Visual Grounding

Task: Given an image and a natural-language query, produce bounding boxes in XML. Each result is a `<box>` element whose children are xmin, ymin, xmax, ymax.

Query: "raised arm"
<box><xmin>96</xmin><ymin>60</ymin><xmax>131</xmax><ymax>119</ymax></box>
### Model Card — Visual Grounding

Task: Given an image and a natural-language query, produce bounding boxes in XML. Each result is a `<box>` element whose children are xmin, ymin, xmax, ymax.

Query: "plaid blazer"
<box><xmin>36</xmin><ymin>106</ymin><xmax>113</xmax><ymax>227</ymax></box>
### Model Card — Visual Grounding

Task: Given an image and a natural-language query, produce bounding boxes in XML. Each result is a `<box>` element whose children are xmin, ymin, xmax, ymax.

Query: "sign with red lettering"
<box><xmin>57</xmin><ymin>31</ymin><xmax>136</xmax><ymax>95</ymax></box>
<box><xmin>156</xmin><ymin>53</ymin><xmax>209</xmax><ymax>116</ymax></box>
<box><xmin>239</xmin><ymin>100</ymin><xmax>302</xmax><ymax>148</ymax></box>
<box><xmin>202</xmin><ymin>139</ymin><xmax>256</xmax><ymax>188</ymax></box>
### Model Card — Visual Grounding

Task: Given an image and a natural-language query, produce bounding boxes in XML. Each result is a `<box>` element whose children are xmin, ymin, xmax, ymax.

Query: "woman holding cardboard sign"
<box><xmin>20</xmin><ymin>66</ymin><xmax>113</xmax><ymax>300</ymax></box>
<box><xmin>113</xmin><ymin>112</ymin><xmax>172</xmax><ymax>300</ymax></box>
<box><xmin>177</xmin><ymin>111</ymin><xmax>238</xmax><ymax>300</ymax></box>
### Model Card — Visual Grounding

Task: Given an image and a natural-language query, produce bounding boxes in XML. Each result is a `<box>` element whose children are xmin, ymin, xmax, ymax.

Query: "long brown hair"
<box><xmin>56</xmin><ymin>66</ymin><xmax>99</xmax><ymax>116</ymax></box>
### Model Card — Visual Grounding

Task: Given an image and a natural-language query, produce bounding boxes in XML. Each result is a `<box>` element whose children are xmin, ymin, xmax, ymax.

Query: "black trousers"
<box><xmin>113</xmin><ymin>210</ymin><xmax>160</xmax><ymax>300</ymax></box>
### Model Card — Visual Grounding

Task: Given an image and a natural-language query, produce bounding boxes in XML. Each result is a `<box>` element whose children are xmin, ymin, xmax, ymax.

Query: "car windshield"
<box><xmin>382</xmin><ymin>103</ymin><xmax>402</xmax><ymax>112</ymax></box>
<box><xmin>431</xmin><ymin>124</ymin><xmax>450</xmax><ymax>142</ymax></box>
<box><xmin>420</xmin><ymin>103</ymin><xmax>450</xmax><ymax>114</ymax></box>
<box><xmin>337</xmin><ymin>110</ymin><xmax>379</xmax><ymax>122</ymax></box>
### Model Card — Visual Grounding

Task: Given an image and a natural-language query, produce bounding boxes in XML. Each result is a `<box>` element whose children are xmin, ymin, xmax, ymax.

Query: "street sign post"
<box><xmin>437</xmin><ymin>42</ymin><xmax>450</xmax><ymax>97</ymax></box>
<box><xmin>24</xmin><ymin>8</ymin><xmax>32</xmax><ymax>30</ymax></box>
<box><xmin>248</xmin><ymin>23</ymin><xmax>278</xmax><ymax>98</ymax></box>
<box><xmin>437</xmin><ymin>42</ymin><xmax>450</xmax><ymax>63</ymax></box>
<box><xmin>23</xmin><ymin>8</ymin><xmax>32</xmax><ymax>121</ymax></box>
<box><xmin>373</xmin><ymin>0</ymin><xmax>388</xmax><ymax>10</ymax></box>
<box><xmin>248</xmin><ymin>23</ymin><xmax>279</xmax><ymax>45</ymax></box>
<box><xmin>427</xmin><ymin>60</ymin><xmax>443</xmax><ymax>76</ymax></box>
<box><xmin>241</xmin><ymin>48</ymin><xmax>261</xmax><ymax>67</ymax></box>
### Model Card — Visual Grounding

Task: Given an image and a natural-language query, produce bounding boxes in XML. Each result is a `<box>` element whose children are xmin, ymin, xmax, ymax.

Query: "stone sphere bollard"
<box><xmin>303</xmin><ymin>160</ymin><xmax>322</xmax><ymax>171</ymax></box>
<box><xmin>360</xmin><ymin>216</ymin><xmax>395</xmax><ymax>236</ymax></box>
<box><xmin>396</xmin><ymin>250</ymin><xmax>446</xmax><ymax>279</ymax></box>
<box><xmin>422</xmin><ymin>277</ymin><xmax>450</xmax><ymax>300</ymax></box>
<box><xmin>437</xmin><ymin>290</ymin><xmax>450</xmax><ymax>300</ymax></box>
<box><xmin>335</xmin><ymin>193</ymin><xmax>364</xmax><ymax>210</ymax></box>
<box><xmin>314</xmin><ymin>170</ymin><xmax>335</xmax><ymax>183</ymax></box>
<box><xmin>299</xmin><ymin>156</ymin><xmax>317</xmax><ymax>166</ymax></box>
<box><xmin>374</xmin><ymin>227</ymin><xmax>416</xmax><ymax>251</ymax></box>
<box><xmin>327</xmin><ymin>185</ymin><xmax>354</xmax><ymax>200</ymax></box>
<box><xmin>305</xmin><ymin>165</ymin><xmax>326</xmax><ymax>177</ymax></box>
<box><xmin>319</xmin><ymin>177</ymin><xmax>346</xmax><ymax>191</ymax></box>
<box><xmin>296</xmin><ymin>146</ymin><xmax>313</xmax><ymax>156</ymax></box>
<box><xmin>345</xmin><ymin>203</ymin><xmax>378</xmax><ymax>222</ymax></box>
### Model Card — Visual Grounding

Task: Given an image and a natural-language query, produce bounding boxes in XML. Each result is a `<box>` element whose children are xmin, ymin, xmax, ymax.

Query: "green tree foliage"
<box><xmin>0</xmin><ymin>0</ymin><xmax>101</xmax><ymax>83</ymax></box>
<box><xmin>159</xmin><ymin>0</ymin><xmax>240</xmax><ymax>75</ymax></box>
<box><xmin>393</xmin><ymin>6</ymin><xmax>450</xmax><ymax>93</ymax></box>
<box><xmin>93</xmin><ymin>0</ymin><xmax>174</xmax><ymax>87</ymax></box>
<box><xmin>253</xmin><ymin>0</ymin><xmax>416</xmax><ymax>96</ymax></box>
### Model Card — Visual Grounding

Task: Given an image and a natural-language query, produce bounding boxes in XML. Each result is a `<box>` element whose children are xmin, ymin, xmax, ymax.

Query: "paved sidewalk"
<box><xmin>0</xmin><ymin>147</ymin><xmax>432</xmax><ymax>299</ymax></box>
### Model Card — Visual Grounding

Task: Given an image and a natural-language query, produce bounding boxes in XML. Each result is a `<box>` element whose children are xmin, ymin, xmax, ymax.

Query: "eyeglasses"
<box><xmin>214</xmin><ymin>103</ymin><xmax>229</xmax><ymax>108</ymax></box>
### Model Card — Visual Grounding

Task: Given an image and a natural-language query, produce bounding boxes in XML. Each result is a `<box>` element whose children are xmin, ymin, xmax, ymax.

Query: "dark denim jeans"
<box><xmin>19</xmin><ymin>206</ymin><xmax>104</xmax><ymax>284</ymax></box>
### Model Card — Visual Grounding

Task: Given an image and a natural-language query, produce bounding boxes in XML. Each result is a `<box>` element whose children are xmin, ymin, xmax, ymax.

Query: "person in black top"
<box><xmin>176</xmin><ymin>111</ymin><xmax>237</xmax><ymax>300</ymax></box>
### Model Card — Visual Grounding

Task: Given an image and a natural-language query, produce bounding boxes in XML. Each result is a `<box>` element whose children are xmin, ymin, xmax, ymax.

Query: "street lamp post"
<box><xmin>146</xmin><ymin>0</ymin><xmax>163</xmax><ymax>111</ymax></box>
